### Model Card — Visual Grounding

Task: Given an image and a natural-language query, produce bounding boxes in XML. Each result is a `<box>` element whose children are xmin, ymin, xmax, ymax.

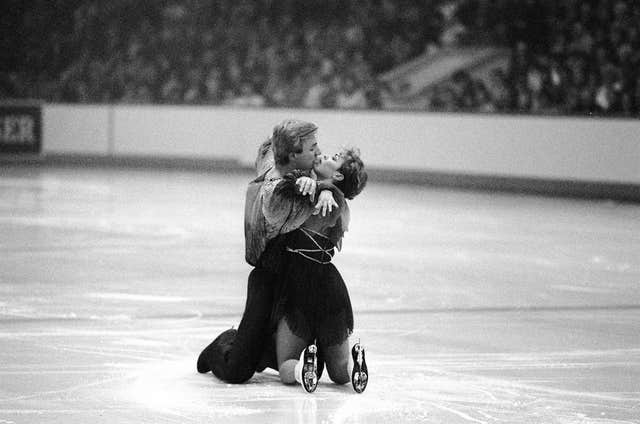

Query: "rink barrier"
<box><xmin>5</xmin><ymin>103</ymin><xmax>639</xmax><ymax>201</ymax></box>
<box><xmin>372</xmin><ymin>167</ymin><xmax>640</xmax><ymax>203</ymax></box>
<box><xmin>1</xmin><ymin>152</ymin><xmax>638</xmax><ymax>203</ymax></box>
<box><xmin>0</xmin><ymin>102</ymin><xmax>42</xmax><ymax>154</ymax></box>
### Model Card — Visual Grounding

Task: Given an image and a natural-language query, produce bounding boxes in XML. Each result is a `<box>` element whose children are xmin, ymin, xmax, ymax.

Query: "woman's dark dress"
<box><xmin>271</xmin><ymin>225</ymin><xmax>354</xmax><ymax>348</ymax></box>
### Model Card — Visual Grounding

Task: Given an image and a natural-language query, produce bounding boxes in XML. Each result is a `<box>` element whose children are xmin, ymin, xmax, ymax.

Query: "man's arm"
<box><xmin>262</xmin><ymin>171</ymin><xmax>336</xmax><ymax>236</ymax></box>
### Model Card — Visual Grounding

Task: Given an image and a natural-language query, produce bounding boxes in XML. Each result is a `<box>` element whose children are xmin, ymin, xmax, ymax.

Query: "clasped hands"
<box><xmin>295</xmin><ymin>176</ymin><xmax>339</xmax><ymax>217</ymax></box>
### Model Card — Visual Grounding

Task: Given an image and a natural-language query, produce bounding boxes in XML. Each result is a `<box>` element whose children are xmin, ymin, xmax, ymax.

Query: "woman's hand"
<box><xmin>296</xmin><ymin>176</ymin><xmax>317</xmax><ymax>201</ymax></box>
<box><xmin>314</xmin><ymin>190</ymin><xmax>339</xmax><ymax>217</ymax></box>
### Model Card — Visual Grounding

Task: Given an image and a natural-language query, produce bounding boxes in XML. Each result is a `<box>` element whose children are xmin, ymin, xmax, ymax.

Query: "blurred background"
<box><xmin>0</xmin><ymin>0</ymin><xmax>639</xmax><ymax>201</ymax></box>
<box><xmin>2</xmin><ymin>0</ymin><xmax>640</xmax><ymax>115</ymax></box>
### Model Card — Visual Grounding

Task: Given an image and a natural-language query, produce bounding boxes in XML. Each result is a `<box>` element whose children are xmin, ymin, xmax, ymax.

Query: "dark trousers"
<box><xmin>197</xmin><ymin>266</ymin><xmax>277</xmax><ymax>383</ymax></box>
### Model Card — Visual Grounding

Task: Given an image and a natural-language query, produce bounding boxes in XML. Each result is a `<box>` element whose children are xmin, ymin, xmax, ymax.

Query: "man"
<box><xmin>197</xmin><ymin>119</ymin><xmax>338</xmax><ymax>383</ymax></box>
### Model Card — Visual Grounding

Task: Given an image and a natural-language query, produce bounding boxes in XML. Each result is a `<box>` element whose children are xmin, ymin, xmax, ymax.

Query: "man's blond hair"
<box><xmin>272</xmin><ymin>119</ymin><xmax>318</xmax><ymax>166</ymax></box>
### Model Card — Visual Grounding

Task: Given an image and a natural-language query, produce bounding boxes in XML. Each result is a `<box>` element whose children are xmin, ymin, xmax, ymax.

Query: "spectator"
<box><xmin>230</xmin><ymin>82</ymin><xmax>266</xmax><ymax>107</ymax></box>
<box><xmin>3</xmin><ymin>0</ymin><xmax>639</xmax><ymax>117</ymax></box>
<box><xmin>474</xmin><ymin>81</ymin><xmax>496</xmax><ymax>113</ymax></box>
<box><xmin>335</xmin><ymin>76</ymin><xmax>369</xmax><ymax>109</ymax></box>
<box><xmin>302</xmin><ymin>74</ymin><xmax>330</xmax><ymax>109</ymax></box>
<box><xmin>204</xmin><ymin>68</ymin><xmax>224</xmax><ymax>105</ymax></box>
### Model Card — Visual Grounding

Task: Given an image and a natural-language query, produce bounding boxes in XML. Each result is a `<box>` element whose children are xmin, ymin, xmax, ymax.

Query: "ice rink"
<box><xmin>1</xmin><ymin>165</ymin><xmax>639</xmax><ymax>424</ymax></box>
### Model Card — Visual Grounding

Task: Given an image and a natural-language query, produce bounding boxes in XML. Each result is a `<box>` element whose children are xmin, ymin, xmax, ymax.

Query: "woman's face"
<box><xmin>313</xmin><ymin>152</ymin><xmax>346</xmax><ymax>180</ymax></box>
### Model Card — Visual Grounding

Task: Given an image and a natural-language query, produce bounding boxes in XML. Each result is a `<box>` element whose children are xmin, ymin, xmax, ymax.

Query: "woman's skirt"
<box><xmin>271</xmin><ymin>229</ymin><xmax>353</xmax><ymax>347</ymax></box>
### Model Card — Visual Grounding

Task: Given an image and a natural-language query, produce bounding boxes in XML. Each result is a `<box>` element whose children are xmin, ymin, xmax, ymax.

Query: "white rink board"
<box><xmin>42</xmin><ymin>105</ymin><xmax>640</xmax><ymax>184</ymax></box>
<box><xmin>43</xmin><ymin>104</ymin><xmax>111</xmax><ymax>154</ymax></box>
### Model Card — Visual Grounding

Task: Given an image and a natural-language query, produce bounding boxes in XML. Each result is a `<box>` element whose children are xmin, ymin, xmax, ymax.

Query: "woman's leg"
<box><xmin>276</xmin><ymin>318</ymin><xmax>309</xmax><ymax>384</ymax></box>
<box><xmin>323</xmin><ymin>339</ymin><xmax>351</xmax><ymax>385</ymax></box>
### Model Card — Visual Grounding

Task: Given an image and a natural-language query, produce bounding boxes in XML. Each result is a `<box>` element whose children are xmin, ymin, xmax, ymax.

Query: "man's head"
<box><xmin>272</xmin><ymin>119</ymin><xmax>320</xmax><ymax>170</ymax></box>
<box><xmin>314</xmin><ymin>148</ymin><xmax>367</xmax><ymax>199</ymax></box>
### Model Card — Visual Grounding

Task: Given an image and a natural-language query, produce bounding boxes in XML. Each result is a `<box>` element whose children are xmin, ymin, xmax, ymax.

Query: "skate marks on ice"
<box><xmin>2</xmin><ymin>344</ymin><xmax>637</xmax><ymax>423</ymax></box>
<box><xmin>2</xmin><ymin>307</ymin><xmax>637</xmax><ymax>424</ymax></box>
<box><xmin>1</xmin><ymin>169</ymin><xmax>640</xmax><ymax>423</ymax></box>
<box><xmin>122</xmin><ymin>345</ymin><xmax>640</xmax><ymax>424</ymax></box>
<box><xmin>369</xmin><ymin>351</ymin><xmax>639</xmax><ymax>424</ymax></box>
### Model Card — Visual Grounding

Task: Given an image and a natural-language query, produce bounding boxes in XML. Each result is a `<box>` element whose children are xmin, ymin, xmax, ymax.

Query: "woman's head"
<box><xmin>314</xmin><ymin>148</ymin><xmax>367</xmax><ymax>199</ymax></box>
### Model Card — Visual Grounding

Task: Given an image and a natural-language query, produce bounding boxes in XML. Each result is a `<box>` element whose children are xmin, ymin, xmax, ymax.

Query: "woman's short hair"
<box><xmin>337</xmin><ymin>148</ymin><xmax>367</xmax><ymax>199</ymax></box>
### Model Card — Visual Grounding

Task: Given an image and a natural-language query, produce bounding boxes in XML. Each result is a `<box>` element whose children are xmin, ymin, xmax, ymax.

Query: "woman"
<box><xmin>272</xmin><ymin>148</ymin><xmax>369</xmax><ymax>393</ymax></box>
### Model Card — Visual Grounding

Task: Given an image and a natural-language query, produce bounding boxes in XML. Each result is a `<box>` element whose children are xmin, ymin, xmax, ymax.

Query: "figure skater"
<box><xmin>197</xmin><ymin>119</ymin><xmax>339</xmax><ymax>382</ymax></box>
<box><xmin>272</xmin><ymin>148</ymin><xmax>369</xmax><ymax>393</ymax></box>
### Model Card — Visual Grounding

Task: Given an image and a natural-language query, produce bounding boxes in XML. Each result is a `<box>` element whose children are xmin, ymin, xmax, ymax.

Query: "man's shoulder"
<box><xmin>255</xmin><ymin>139</ymin><xmax>275</xmax><ymax>176</ymax></box>
<box><xmin>261</xmin><ymin>168</ymin><xmax>282</xmax><ymax>188</ymax></box>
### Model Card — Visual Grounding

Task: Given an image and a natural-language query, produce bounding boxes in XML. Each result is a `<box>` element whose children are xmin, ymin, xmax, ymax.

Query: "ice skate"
<box><xmin>351</xmin><ymin>342</ymin><xmax>368</xmax><ymax>393</ymax></box>
<box><xmin>298</xmin><ymin>344</ymin><xmax>319</xmax><ymax>393</ymax></box>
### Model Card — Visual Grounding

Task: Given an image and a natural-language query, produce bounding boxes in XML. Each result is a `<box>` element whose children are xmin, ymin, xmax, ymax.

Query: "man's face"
<box><xmin>290</xmin><ymin>135</ymin><xmax>321</xmax><ymax>170</ymax></box>
<box><xmin>313</xmin><ymin>151</ymin><xmax>345</xmax><ymax>180</ymax></box>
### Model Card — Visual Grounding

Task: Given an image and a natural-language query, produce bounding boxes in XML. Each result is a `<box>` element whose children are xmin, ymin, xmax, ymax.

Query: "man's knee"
<box><xmin>224</xmin><ymin>367</ymin><xmax>255</xmax><ymax>384</ymax></box>
<box><xmin>222</xmin><ymin>345</ymin><xmax>256</xmax><ymax>384</ymax></box>
<box><xmin>216</xmin><ymin>267</ymin><xmax>277</xmax><ymax>384</ymax></box>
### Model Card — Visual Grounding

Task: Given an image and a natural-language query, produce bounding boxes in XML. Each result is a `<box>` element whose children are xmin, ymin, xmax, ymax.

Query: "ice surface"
<box><xmin>0</xmin><ymin>167</ymin><xmax>639</xmax><ymax>423</ymax></box>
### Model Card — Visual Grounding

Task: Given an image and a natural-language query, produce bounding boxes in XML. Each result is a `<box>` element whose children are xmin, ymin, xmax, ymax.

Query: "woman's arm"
<box><xmin>262</xmin><ymin>171</ymin><xmax>318</xmax><ymax>235</ymax></box>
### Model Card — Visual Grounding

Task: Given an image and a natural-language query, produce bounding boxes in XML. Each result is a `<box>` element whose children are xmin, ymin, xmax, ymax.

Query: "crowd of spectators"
<box><xmin>428</xmin><ymin>0</ymin><xmax>640</xmax><ymax>116</ymax></box>
<box><xmin>1</xmin><ymin>0</ymin><xmax>447</xmax><ymax>109</ymax></box>
<box><xmin>2</xmin><ymin>0</ymin><xmax>639</xmax><ymax>116</ymax></box>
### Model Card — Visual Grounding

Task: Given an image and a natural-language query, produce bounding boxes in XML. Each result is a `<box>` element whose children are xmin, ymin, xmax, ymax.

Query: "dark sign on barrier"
<box><xmin>0</xmin><ymin>105</ymin><xmax>42</xmax><ymax>154</ymax></box>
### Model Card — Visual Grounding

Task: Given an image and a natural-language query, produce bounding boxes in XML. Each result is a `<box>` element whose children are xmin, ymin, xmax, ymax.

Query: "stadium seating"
<box><xmin>1</xmin><ymin>0</ymin><xmax>638</xmax><ymax>116</ymax></box>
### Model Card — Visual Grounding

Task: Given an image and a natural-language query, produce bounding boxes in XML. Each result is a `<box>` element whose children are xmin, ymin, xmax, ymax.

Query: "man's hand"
<box><xmin>296</xmin><ymin>176</ymin><xmax>317</xmax><ymax>201</ymax></box>
<box><xmin>314</xmin><ymin>190</ymin><xmax>339</xmax><ymax>217</ymax></box>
